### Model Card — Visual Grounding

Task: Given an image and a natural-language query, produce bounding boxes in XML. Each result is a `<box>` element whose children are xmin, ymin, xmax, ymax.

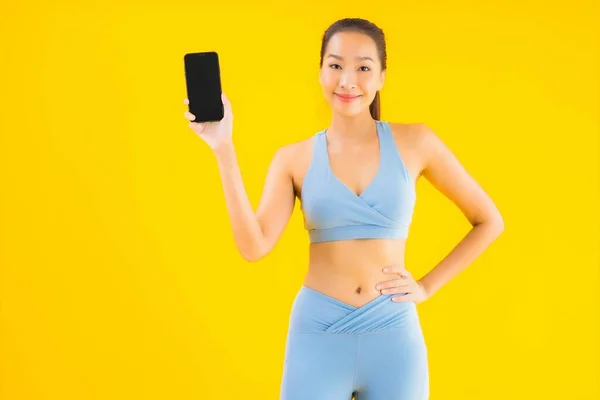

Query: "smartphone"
<box><xmin>183</xmin><ymin>51</ymin><xmax>224</xmax><ymax>122</ymax></box>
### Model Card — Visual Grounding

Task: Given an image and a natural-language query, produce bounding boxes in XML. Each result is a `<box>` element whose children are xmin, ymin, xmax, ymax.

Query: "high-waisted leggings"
<box><xmin>280</xmin><ymin>285</ymin><xmax>429</xmax><ymax>400</ymax></box>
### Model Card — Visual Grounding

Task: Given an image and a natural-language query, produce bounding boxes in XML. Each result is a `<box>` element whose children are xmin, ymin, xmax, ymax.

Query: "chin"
<box><xmin>338</xmin><ymin>110</ymin><xmax>361</xmax><ymax>118</ymax></box>
<box><xmin>333</xmin><ymin>105</ymin><xmax>366</xmax><ymax>117</ymax></box>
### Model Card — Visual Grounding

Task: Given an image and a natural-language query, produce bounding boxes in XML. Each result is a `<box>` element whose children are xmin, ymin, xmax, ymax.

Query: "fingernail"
<box><xmin>376</xmin><ymin>285</ymin><xmax>381</xmax><ymax>290</ymax></box>
<box><xmin>383</xmin><ymin>268</ymin><xmax>388</xmax><ymax>272</ymax></box>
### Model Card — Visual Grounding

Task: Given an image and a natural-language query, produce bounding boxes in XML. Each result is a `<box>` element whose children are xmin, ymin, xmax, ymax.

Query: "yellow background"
<box><xmin>1</xmin><ymin>1</ymin><xmax>598</xmax><ymax>399</ymax></box>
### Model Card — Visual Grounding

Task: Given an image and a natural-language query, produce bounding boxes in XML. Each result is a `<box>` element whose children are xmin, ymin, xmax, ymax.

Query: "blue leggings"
<box><xmin>280</xmin><ymin>285</ymin><xmax>429</xmax><ymax>400</ymax></box>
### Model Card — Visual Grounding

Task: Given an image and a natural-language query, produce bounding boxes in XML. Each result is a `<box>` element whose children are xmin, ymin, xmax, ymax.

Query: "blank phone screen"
<box><xmin>184</xmin><ymin>51</ymin><xmax>224</xmax><ymax>122</ymax></box>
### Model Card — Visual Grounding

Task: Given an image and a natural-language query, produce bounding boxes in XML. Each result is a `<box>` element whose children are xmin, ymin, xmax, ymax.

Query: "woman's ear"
<box><xmin>378</xmin><ymin>69</ymin><xmax>386</xmax><ymax>91</ymax></box>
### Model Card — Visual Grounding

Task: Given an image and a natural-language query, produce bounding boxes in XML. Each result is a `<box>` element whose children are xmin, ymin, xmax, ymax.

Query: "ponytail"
<box><xmin>370</xmin><ymin>91</ymin><xmax>381</xmax><ymax>120</ymax></box>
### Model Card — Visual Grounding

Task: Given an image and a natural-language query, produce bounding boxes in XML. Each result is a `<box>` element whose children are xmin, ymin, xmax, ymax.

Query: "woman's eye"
<box><xmin>329</xmin><ymin>64</ymin><xmax>370</xmax><ymax>72</ymax></box>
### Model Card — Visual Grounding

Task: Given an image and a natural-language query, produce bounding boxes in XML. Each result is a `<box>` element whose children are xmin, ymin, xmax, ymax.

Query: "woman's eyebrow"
<box><xmin>327</xmin><ymin>54</ymin><xmax>374</xmax><ymax>62</ymax></box>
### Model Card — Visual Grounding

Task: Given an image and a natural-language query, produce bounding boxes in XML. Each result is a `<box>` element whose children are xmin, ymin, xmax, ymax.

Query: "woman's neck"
<box><xmin>326</xmin><ymin>112</ymin><xmax>377</xmax><ymax>146</ymax></box>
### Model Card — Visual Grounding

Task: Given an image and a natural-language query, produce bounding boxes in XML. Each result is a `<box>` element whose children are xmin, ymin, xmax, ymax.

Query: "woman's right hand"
<box><xmin>183</xmin><ymin>93</ymin><xmax>233</xmax><ymax>151</ymax></box>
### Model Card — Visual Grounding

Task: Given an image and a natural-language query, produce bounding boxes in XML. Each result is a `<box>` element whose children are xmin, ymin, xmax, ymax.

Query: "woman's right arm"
<box><xmin>184</xmin><ymin>94</ymin><xmax>296</xmax><ymax>262</ymax></box>
<box><xmin>212</xmin><ymin>142</ymin><xmax>296</xmax><ymax>262</ymax></box>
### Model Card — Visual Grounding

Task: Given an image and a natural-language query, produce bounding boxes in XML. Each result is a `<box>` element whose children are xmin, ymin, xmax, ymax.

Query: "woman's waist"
<box><xmin>304</xmin><ymin>239</ymin><xmax>407</xmax><ymax>308</ymax></box>
<box><xmin>308</xmin><ymin>238</ymin><xmax>406</xmax><ymax>271</ymax></box>
<box><xmin>289</xmin><ymin>284</ymin><xmax>422</xmax><ymax>335</ymax></box>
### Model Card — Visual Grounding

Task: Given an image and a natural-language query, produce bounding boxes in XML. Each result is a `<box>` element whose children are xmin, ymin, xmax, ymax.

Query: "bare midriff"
<box><xmin>303</xmin><ymin>238</ymin><xmax>407</xmax><ymax>308</ymax></box>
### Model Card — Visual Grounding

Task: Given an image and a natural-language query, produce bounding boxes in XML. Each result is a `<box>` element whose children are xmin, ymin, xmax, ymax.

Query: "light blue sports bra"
<box><xmin>300</xmin><ymin>120</ymin><xmax>416</xmax><ymax>243</ymax></box>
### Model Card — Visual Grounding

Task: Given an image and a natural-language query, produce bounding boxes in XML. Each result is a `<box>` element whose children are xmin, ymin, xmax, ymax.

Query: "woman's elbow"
<box><xmin>488</xmin><ymin>213</ymin><xmax>505</xmax><ymax>236</ymax></box>
<box><xmin>473</xmin><ymin>212</ymin><xmax>504</xmax><ymax>236</ymax></box>
<box><xmin>238</xmin><ymin>242</ymin><xmax>269</xmax><ymax>263</ymax></box>
<box><xmin>496</xmin><ymin>217</ymin><xmax>505</xmax><ymax>233</ymax></box>
<box><xmin>240</xmin><ymin>250</ymin><xmax>265</xmax><ymax>263</ymax></box>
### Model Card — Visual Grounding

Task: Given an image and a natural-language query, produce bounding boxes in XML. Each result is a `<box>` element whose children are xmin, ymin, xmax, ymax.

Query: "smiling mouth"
<box><xmin>335</xmin><ymin>94</ymin><xmax>361</xmax><ymax>101</ymax></box>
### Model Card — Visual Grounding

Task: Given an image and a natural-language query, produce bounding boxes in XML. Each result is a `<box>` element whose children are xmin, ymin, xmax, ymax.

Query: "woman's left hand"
<box><xmin>375</xmin><ymin>265</ymin><xmax>430</xmax><ymax>304</ymax></box>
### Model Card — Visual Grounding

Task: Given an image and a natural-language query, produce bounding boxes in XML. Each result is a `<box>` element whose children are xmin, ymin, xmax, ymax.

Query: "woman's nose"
<box><xmin>339</xmin><ymin>73</ymin><xmax>357</xmax><ymax>90</ymax></box>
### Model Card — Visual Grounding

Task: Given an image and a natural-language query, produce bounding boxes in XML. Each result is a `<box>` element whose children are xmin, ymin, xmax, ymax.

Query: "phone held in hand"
<box><xmin>183</xmin><ymin>51</ymin><xmax>224</xmax><ymax>122</ymax></box>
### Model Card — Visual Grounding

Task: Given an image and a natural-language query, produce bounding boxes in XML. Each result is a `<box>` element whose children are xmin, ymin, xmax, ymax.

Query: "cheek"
<box><xmin>360</xmin><ymin>75</ymin><xmax>378</xmax><ymax>91</ymax></box>
<box><xmin>320</xmin><ymin>74</ymin><xmax>337</xmax><ymax>88</ymax></box>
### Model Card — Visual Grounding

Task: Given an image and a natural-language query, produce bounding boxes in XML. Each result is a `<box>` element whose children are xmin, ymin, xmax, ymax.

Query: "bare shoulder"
<box><xmin>388</xmin><ymin>122</ymin><xmax>430</xmax><ymax>147</ymax></box>
<box><xmin>271</xmin><ymin>135</ymin><xmax>316</xmax><ymax>196</ymax></box>
<box><xmin>389</xmin><ymin>122</ymin><xmax>504</xmax><ymax>227</ymax></box>
<box><xmin>275</xmin><ymin>135</ymin><xmax>313</xmax><ymax>161</ymax></box>
<box><xmin>397</xmin><ymin>122</ymin><xmax>456</xmax><ymax>170</ymax></box>
<box><xmin>273</xmin><ymin>135</ymin><xmax>313</xmax><ymax>171</ymax></box>
<box><xmin>387</xmin><ymin>122</ymin><xmax>429</xmax><ymax>180</ymax></box>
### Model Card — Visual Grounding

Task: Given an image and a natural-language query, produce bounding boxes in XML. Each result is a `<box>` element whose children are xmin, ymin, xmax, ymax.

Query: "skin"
<box><xmin>184</xmin><ymin>31</ymin><xmax>504</xmax><ymax>308</ymax></box>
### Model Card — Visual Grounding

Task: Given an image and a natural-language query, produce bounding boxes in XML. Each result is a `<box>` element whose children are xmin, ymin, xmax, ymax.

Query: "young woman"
<box><xmin>184</xmin><ymin>17</ymin><xmax>503</xmax><ymax>400</ymax></box>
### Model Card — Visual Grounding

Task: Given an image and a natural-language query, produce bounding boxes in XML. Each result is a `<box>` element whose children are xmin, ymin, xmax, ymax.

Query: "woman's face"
<box><xmin>319</xmin><ymin>31</ymin><xmax>385</xmax><ymax>117</ymax></box>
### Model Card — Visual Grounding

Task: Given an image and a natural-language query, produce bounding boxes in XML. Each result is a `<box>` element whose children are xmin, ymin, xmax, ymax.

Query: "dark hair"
<box><xmin>319</xmin><ymin>18</ymin><xmax>387</xmax><ymax>120</ymax></box>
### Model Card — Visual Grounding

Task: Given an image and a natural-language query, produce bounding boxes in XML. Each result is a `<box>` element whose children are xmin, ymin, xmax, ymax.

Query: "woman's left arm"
<box><xmin>415</xmin><ymin>123</ymin><xmax>505</xmax><ymax>298</ymax></box>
